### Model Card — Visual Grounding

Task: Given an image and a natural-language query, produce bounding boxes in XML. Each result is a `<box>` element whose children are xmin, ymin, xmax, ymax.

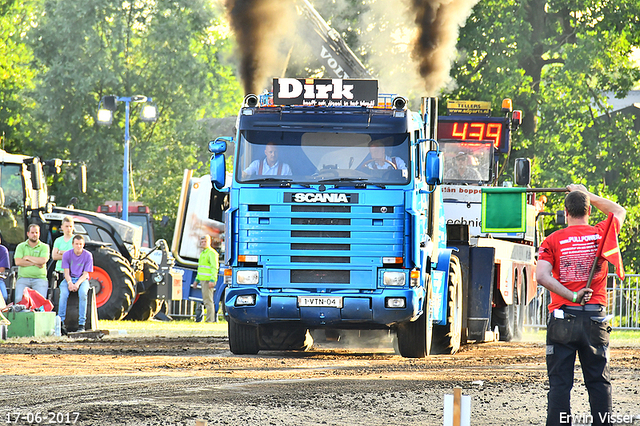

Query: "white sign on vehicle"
<box><xmin>298</xmin><ymin>296</ymin><xmax>343</xmax><ymax>308</ymax></box>
<box><xmin>442</xmin><ymin>185</ymin><xmax>482</xmax><ymax>203</ymax></box>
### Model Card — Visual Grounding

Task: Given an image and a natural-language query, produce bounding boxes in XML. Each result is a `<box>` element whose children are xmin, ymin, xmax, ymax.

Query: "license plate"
<box><xmin>298</xmin><ymin>296</ymin><xmax>343</xmax><ymax>308</ymax></box>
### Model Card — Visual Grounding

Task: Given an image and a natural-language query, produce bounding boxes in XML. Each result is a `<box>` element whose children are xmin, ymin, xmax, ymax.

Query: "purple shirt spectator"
<box><xmin>0</xmin><ymin>244</ymin><xmax>10</xmax><ymax>269</ymax></box>
<box><xmin>61</xmin><ymin>249</ymin><xmax>93</xmax><ymax>278</ymax></box>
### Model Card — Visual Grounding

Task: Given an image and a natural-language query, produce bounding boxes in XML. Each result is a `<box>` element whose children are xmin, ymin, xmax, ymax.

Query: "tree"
<box><xmin>26</xmin><ymin>0</ymin><xmax>242</xmax><ymax>231</ymax></box>
<box><xmin>449</xmin><ymin>0</ymin><xmax>640</xmax><ymax>271</ymax></box>
<box><xmin>0</xmin><ymin>0</ymin><xmax>38</xmax><ymax>152</ymax></box>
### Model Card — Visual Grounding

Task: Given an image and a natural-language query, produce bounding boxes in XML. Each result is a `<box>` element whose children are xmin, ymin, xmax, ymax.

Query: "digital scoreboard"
<box><xmin>438</xmin><ymin>116</ymin><xmax>511</xmax><ymax>154</ymax></box>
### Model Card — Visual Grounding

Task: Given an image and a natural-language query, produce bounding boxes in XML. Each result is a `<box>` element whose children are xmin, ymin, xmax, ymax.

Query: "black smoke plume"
<box><xmin>411</xmin><ymin>0</ymin><xmax>480</xmax><ymax>95</ymax></box>
<box><xmin>225</xmin><ymin>0</ymin><xmax>293</xmax><ymax>95</ymax></box>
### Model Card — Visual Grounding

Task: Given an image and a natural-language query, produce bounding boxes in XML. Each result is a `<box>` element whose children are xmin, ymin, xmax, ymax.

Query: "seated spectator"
<box><xmin>58</xmin><ymin>235</ymin><xmax>93</xmax><ymax>334</ymax></box>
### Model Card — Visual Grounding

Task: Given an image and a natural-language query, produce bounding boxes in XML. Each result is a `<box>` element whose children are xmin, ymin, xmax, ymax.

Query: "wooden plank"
<box><xmin>453</xmin><ymin>387</ymin><xmax>462</xmax><ymax>426</ymax></box>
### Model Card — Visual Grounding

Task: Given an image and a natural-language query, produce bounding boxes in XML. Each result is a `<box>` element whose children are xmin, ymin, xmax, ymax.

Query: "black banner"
<box><xmin>273</xmin><ymin>78</ymin><xmax>378</xmax><ymax>107</ymax></box>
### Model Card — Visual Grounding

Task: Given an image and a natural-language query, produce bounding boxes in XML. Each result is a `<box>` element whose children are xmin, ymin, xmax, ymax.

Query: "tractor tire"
<box><xmin>123</xmin><ymin>290</ymin><xmax>163</xmax><ymax>321</ymax></box>
<box><xmin>228</xmin><ymin>318</ymin><xmax>260</xmax><ymax>355</ymax></box>
<box><xmin>259</xmin><ymin>324</ymin><xmax>314</xmax><ymax>351</ymax></box>
<box><xmin>86</xmin><ymin>246</ymin><xmax>136</xmax><ymax>321</ymax></box>
<box><xmin>124</xmin><ymin>260</ymin><xmax>162</xmax><ymax>321</ymax></box>
<box><xmin>396</xmin><ymin>278</ymin><xmax>433</xmax><ymax>358</ymax></box>
<box><xmin>431</xmin><ymin>255</ymin><xmax>463</xmax><ymax>354</ymax></box>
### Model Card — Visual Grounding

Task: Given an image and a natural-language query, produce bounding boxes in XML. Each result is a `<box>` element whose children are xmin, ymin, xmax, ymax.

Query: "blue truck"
<box><xmin>207</xmin><ymin>78</ymin><xmax>464</xmax><ymax>358</ymax></box>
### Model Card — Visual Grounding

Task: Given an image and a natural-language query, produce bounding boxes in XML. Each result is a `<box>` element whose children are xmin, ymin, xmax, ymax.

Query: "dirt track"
<box><xmin>1</xmin><ymin>332</ymin><xmax>639</xmax><ymax>426</ymax></box>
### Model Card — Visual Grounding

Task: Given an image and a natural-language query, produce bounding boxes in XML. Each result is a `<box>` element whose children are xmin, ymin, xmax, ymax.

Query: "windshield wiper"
<box><xmin>244</xmin><ymin>177</ymin><xmax>293</xmax><ymax>187</ymax></box>
<box><xmin>317</xmin><ymin>177</ymin><xmax>367</xmax><ymax>183</ymax></box>
<box><xmin>317</xmin><ymin>177</ymin><xmax>386</xmax><ymax>189</ymax></box>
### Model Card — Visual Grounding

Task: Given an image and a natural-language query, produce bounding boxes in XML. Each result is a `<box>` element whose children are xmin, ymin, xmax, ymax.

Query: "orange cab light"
<box><xmin>501</xmin><ymin>98</ymin><xmax>513</xmax><ymax>113</ymax></box>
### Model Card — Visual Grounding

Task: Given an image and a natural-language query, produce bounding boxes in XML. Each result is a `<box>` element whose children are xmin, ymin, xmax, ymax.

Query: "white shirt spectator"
<box><xmin>243</xmin><ymin>159</ymin><xmax>292</xmax><ymax>176</ymax></box>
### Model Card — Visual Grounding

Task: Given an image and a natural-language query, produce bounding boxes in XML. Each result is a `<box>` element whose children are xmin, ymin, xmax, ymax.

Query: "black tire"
<box><xmin>259</xmin><ymin>324</ymin><xmax>314</xmax><ymax>351</ymax></box>
<box><xmin>123</xmin><ymin>261</ymin><xmax>162</xmax><ymax>321</ymax></box>
<box><xmin>123</xmin><ymin>291</ymin><xmax>163</xmax><ymax>321</ymax></box>
<box><xmin>513</xmin><ymin>280</ymin><xmax>525</xmax><ymax>341</ymax></box>
<box><xmin>492</xmin><ymin>304</ymin><xmax>514</xmax><ymax>342</ymax></box>
<box><xmin>86</xmin><ymin>246</ymin><xmax>136</xmax><ymax>321</ymax></box>
<box><xmin>396</xmin><ymin>278</ymin><xmax>433</xmax><ymax>358</ymax></box>
<box><xmin>228</xmin><ymin>318</ymin><xmax>260</xmax><ymax>355</ymax></box>
<box><xmin>432</xmin><ymin>256</ymin><xmax>463</xmax><ymax>354</ymax></box>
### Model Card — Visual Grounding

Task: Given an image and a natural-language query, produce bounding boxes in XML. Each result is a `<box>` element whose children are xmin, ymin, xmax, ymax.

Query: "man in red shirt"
<box><xmin>537</xmin><ymin>184</ymin><xmax>626</xmax><ymax>426</ymax></box>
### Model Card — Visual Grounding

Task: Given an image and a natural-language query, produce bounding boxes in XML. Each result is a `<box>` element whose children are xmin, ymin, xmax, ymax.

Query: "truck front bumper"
<box><xmin>225</xmin><ymin>287</ymin><xmax>424</xmax><ymax>327</ymax></box>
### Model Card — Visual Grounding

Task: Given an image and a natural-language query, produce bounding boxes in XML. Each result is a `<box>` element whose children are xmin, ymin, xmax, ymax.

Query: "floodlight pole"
<box><xmin>98</xmin><ymin>95</ymin><xmax>155</xmax><ymax>222</ymax></box>
<box><xmin>123</xmin><ymin>98</ymin><xmax>131</xmax><ymax>221</ymax></box>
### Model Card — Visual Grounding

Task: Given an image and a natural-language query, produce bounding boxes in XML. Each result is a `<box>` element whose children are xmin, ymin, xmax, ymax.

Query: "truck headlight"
<box><xmin>236</xmin><ymin>270</ymin><xmax>259</xmax><ymax>285</ymax></box>
<box><xmin>383</xmin><ymin>271</ymin><xmax>406</xmax><ymax>286</ymax></box>
<box><xmin>235</xmin><ymin>294</ymin><xmax>256</xmax><ymax>306</ymax></box>
<box><xmin>386</xmin><ymin>297</ymin><xmax>406</xmax><ymax>308</ymax></box>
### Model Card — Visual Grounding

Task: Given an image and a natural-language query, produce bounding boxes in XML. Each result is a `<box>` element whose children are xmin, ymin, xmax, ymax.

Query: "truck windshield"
<box><xmin>441</xmin><ymin>140</ymin><xmax>494</xmax><ymax>184</ymax></box>
<box><xmin>236</xmin><ymin>130</ymin><xmax>410</xmax><ymax>185</ymax></box>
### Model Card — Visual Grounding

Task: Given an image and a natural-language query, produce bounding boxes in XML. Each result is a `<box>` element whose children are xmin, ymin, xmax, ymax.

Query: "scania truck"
<box><xmin>208</xmin><ymin>78</ymin><xmax>459</xmax><ymax>357</ymax></box>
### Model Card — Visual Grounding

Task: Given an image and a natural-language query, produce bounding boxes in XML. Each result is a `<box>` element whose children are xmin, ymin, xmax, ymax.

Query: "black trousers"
<box><xmin>546</xmin><ymin>306</ymin><xmax>612</xmax><ymax>426</ymax></box>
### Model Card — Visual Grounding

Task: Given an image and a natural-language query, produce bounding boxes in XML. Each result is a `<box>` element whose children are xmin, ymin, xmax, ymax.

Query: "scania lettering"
<box><xmin>291</xmin><ymin>193</ymin><xmax>351</xmax><ymax>203</ymax></box>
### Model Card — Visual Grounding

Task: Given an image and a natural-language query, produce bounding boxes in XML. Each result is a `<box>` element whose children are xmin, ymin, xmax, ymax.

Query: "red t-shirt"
<box><xmin>538</xmin><ymin>218</ymin><xmax>617</xmax><ymax>311</ymax></box>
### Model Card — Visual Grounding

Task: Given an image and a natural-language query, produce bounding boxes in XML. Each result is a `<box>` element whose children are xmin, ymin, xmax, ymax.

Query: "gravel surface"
<box><xmin>1</xmin><ymin>331</ymin><xmax>639</xmax><ymax>426</ymax></box>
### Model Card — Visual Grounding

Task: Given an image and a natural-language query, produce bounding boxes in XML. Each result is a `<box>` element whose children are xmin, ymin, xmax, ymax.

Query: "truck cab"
<box><xmin>210</xmin><ymin>78</ymin><xmax>451</xmax><ymax>357</ymax></box>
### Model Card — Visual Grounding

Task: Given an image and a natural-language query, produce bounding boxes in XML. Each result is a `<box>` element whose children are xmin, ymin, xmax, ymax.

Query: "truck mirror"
<box><xmin>514</xmin><ymin>158</ymin><xmax>531</xmax><ymax>186</ymax></box>
<box><xmin>425</xmin><ymin>150</ymin><xmax>443</xmax><ymax>185</ymax></box>
<box><xmin>555</xmin><ymin>210</ymin><xmax>566</xmax><ymax>226</ymax></box>
<box><xmin>29</xmin><ymin>162</ymin><xmax>43</xmax><ymax>190</ymax></box>
<box><xmin>210</xmin><ymin>153</ymin><xmax>226</xmax><ymax>189</ymax></box>
<box><xmin>79</xmin><ymin>164</ymin><xmax>87</xmax><ymax>193</ymax></box>
<box><xmin>208</xmin><ymin>137</ymin><xmax>231</xmax><ymax>154</ymax></box>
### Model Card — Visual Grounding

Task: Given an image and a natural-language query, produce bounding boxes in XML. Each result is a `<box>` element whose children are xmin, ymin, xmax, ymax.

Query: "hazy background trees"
<box><xmin>1</xmin><ymin>0</ymin><xmax>639</xmax><ymax>269</ymax></box>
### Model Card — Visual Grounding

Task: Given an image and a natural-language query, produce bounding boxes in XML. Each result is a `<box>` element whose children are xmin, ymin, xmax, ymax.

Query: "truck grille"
<box><xmin>291</xmin><ymin>269</ymin><xmax>350</xmax><ymax>284</ymax></box>
<box><xmin>238</xmin><ymin>190</ymin><xmax>405</xmax><ymax>289</ymax></box>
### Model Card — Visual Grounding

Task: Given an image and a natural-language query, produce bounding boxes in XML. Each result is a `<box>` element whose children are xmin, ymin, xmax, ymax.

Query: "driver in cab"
<box><xmin>242</xmin><ymin>142</ymin><xmax>292</xmax><ymax>178</ymax></box>
<box><xmin>362</xmin><ymin>140</ymin><xmax>407</xmax><ymax>171</ymax></box>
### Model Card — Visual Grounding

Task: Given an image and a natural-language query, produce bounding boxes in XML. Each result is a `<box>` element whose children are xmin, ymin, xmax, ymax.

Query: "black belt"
<box><xmin>564</xmin><ymin>304</ymin><xmax>604</xmax><ymax>312</ymax></box>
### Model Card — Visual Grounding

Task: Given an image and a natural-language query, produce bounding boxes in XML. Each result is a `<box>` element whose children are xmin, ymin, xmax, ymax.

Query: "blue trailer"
<box><xmin>209</xmin><ymin>78</ymin><xmax>460</xmax><ymax>357</ymax></box>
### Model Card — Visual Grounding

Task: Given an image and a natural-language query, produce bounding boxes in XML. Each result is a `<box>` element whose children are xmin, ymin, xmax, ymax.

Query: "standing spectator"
<box><xmin>191</xmin><ymin>235</ymin><xmax>219</xmax><ymax>322</ymax></box>
<box><xmin>58</xmin><ymin>235</ymin><xmax>93</xmax><ymax>333</ymax></box>
<box><xmin>14</xmin><ymin>224</ymin><xmax>50</xmax><ymax>301</ymax></box>
<box><xmin>52</xmin><ymin>216</ymin><xmax>75</xmax><ymax>276</ymax></box>
<box><xmin>536</xmin><ymin>184</ymin><xmax>626</xmax><ymax>426</ymax></box>
<box><xmin>0</xmin><ymin>233</ymin><xmax>10</xmax><ymax>303</ymax></box>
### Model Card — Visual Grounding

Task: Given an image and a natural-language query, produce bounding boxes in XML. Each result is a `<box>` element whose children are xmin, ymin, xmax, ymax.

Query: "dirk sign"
<box><xmin>273</xmin><ymin>78</ymin><xmax>378</xmax><ymax>107</ymax></box>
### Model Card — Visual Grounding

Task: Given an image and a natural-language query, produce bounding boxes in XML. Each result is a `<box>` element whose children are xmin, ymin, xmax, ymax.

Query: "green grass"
<box><xmin>97</xmin><ymin>318</ymin><xmax>228</xmax><ymax>338</ymax></box>
<box><xmin>523</xmin><ymin>328</ymin><xmax>640</xmax><ymax>347</ymax></box>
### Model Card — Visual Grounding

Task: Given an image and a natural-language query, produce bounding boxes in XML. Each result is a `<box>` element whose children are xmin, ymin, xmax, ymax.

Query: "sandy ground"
<box><xmin>1</xmin><ymin>330</ymin><xmax>639</xmax><ymax>426</ymax></box>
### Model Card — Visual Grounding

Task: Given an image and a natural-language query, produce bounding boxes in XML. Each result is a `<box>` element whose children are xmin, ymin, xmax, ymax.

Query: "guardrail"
<box><xmin>526</xmin><ymin>274</ymin><xmax>640</xmax><ymax>330</ymax></box>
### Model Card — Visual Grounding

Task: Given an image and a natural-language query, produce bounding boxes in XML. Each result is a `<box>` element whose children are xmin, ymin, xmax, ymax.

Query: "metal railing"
<box><xmin>525</xmin><ymin>274</ymin><xmax>640</xmax><ymax>330</ymax></box>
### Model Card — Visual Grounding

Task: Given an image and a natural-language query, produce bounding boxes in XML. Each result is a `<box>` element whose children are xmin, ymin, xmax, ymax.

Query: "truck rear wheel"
<box><xmin>259</xmin><ymin>325</ymin><xmax>313</xmax><ymax>351</ymax></box>
<box><xmin>431</xmin><ymin>256</ymin><xmax>463</xmax><ymax>354</ymax></box>
<box><xmin>396</xmin><ymin>279</ymin><xmax>433</xmax><ymax>358</ymax></box>
<box><xmin>87</xmin><ymin>246</ymin><xmax>136</xmax><ymax>321</ymax></box>
<box><xmin>228</xmin><ymin>319</ymin><xmax>260</xmax><ymax>355</ymax></box>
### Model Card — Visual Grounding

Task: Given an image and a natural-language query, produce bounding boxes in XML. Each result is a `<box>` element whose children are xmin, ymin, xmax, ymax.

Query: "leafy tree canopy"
<box><xmin>25</xmin><ymin>0</ymin><xmax>242</xmax><ymax>240</ymax></box>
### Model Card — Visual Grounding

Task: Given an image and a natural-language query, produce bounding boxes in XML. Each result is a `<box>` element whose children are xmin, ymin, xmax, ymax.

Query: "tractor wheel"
<box><xmin>123</xmin><ymin>290</ymin><xmax>163</xmax><ymax>321</ymax></box>
<box><xmin>124</xmin><ymin>261</ymin><xmax>162</xmax><ymax>321</ymax></box>
<box><xmin>396</xmin><ymin>277</ymin><xmax>433</xmax><ymax>358</ymax></box>
<box><xmin>87</xmin><ymin>246</ymin><xmax>136</xmax><ymax>321</ymax></box>
<box><xmin>259</xmin><ymin>324</ymin><xmax>314</xmax><ymax>351</ymax></box>
<box><xmin>431</xmin><ymin>255</ymin><xmax>463</xmax><ymax>354</ymax></box>
<box><xmin>228</xmin><ymin>319</ymin><xmax>260</xmax><ymax>355</ymax></box>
